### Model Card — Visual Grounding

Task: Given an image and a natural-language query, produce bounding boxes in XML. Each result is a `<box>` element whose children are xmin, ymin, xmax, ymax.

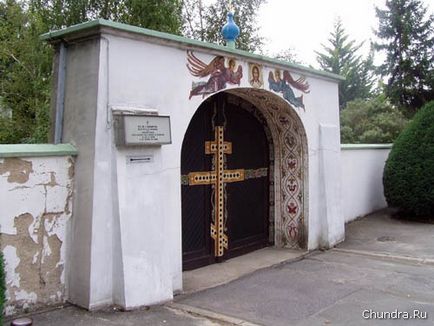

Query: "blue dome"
<box><xmin>221</xmin><ymin>12</ymin><xmax>240</xmax><ymax>42</ymax></box>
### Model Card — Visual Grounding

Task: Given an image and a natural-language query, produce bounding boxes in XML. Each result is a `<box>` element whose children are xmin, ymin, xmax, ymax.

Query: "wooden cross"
<box><xmin>187</xmin><ymin>126</ymin><xmax>245</xmax><ymax>257</ymax></box>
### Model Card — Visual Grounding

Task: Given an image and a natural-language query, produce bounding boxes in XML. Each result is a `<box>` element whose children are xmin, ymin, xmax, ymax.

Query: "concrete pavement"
<box><xmin>176</xmin><ymin>209</ymin><xmax>434</xmax><ymax>325</ymax></box>
<box><xmin>7</xmin><ymin>209</ymin><xmax>434</xmax><ymax>325</ymax></box>
<box><xmin>183</xmin><ymin>247</ymin><xmax>307</xmax><ymax>294</ymax></box>
<box><xmin>337</xmin><ymin>210</ymin><xmax>434</xmax><ymax>260</ymax></box>
<box><xmin>5</xmin><ymin>305</ymin><xmax>225</xmax><ymax>326</ymax></box>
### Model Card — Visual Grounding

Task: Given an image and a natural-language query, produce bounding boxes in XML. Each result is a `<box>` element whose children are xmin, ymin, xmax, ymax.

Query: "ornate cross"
<box><xmin>187</xmin><ymin>126</ymin><xmax>244</xmax><ymax>257</ymax></box>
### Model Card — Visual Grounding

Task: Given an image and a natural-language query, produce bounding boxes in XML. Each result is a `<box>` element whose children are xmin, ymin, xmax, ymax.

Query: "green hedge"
<box><xmin>0</xmin><ymin>252</ymin><xmax>5</xmax><ymax>325</ymax></box>
<box><xmin>383</xmin><ymin>101</ymin><xmax>434</xmax><ymax>217</ymax></box>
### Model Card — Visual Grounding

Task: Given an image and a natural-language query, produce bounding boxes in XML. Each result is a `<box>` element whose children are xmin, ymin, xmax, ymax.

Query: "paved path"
<box><xmin>8</xmin><ymin>210</ymin><xmax>434</xmax><ymax>325</ymax></box>
<box><xmin>177</xmin><ymin>250</ymin><xmax>434</xmax><ymax>325</ymax></box>
<box><xmin>176</xmin><ymin>210</ymin><xmax>434</xmax><ymax>325</ymax></box>
<box><xmin>338</xmin><ymin>210</ymin><xmax>434</xmax><ymax>260</ymax></box>
<box><xmin>7</xmin><ymin>305</ymin><xmax>224</xmax><ymax>326</ymax></box>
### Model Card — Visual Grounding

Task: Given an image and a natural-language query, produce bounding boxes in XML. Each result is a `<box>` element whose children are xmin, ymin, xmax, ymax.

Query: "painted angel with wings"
<box><xmin>187</xmin><ymin>51</ymin><xmax>243</xmax><ymax>99</ymax></box>
<box><xmin>268</xmin><ymin>69</ymin><xmax>310</xmax><ymax>109</ymax></box>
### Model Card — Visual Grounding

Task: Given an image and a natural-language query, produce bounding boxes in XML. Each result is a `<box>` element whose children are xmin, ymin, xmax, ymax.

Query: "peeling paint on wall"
<box><xmin>0</xmin><ymin>156</ymin><xmax>74</xmax><ymax>316</ymax></box>
<box><xmin>0</xmin><ymin>158</ymin><xmax>33</xmax><ymax>184</ymax></box>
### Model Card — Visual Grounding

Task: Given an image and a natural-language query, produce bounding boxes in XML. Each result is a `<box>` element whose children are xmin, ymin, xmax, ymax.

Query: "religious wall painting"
<box><xmin>186</xmin><ymin>51</ymin><xmax>243</xmax><ymax>99</ymax></box>
<box><xmin>248</xmin><ymin>63</ymin><xmax>264</xmax><ymax>88</ymax></box>
<box><xmin>268</xmin><ymin>69</ymin><xmax>310</xmax><ymax>109</ymax></box>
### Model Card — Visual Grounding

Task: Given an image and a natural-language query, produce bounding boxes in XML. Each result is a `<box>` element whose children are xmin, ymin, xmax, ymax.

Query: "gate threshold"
<box><xmin>180</xmin><ymin>247</ymin><xmax>308</xmax><ymax>294</ymax></box>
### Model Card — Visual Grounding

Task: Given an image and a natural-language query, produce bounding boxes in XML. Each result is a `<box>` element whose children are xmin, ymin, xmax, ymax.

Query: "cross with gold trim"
<box><xmin>187</xmin><ymin>126</ymin><xmax>244</xmax><ymax>257</ymax></box>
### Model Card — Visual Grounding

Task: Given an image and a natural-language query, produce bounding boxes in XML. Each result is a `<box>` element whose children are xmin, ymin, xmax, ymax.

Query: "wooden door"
<box><xmin>181</xmin><ymin>94</ymin><xmax>270</xmax><ymax>270</ymax></box>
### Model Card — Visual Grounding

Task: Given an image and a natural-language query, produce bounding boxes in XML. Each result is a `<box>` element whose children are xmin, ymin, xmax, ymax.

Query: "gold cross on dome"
<box><xmin>187</xmin><ymin>126</ymin><xmax>244</xmax><ymax>257</ymax></box>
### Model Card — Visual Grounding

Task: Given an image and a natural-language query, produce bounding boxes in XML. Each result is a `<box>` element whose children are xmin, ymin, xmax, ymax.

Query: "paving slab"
<box><xmin>339</xmin><ymin>210</ymin><xmax>434</xmax><ymax>260</ymax></box>
<box><xmin>177</xmin><ymin>250</ymin><xmax>434</xmax><ymax>326</ymax></box>
<box><xmin>5</xmin><ymin>305</ymin><xmax>224</xmax><ymax>326</ymax></box>
<box><xmin>298</xmin><ymin>289</ymin><xmax>434</xmax><ymax>326</ymax></box>
<box><xmin>182</xmin><ymin>247</ymin><xmax>307</xmax><ymax>293</ymax></box>
<box><xmin>9</xmin><ymin>211</ymin><xmax>434</xmax><ymax>325</ymax></box>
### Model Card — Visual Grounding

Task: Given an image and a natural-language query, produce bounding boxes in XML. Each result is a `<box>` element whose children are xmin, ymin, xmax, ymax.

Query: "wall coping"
<box><xmin>0</xmin><ymin>144</ymin><xmax>78</xmax><ymax>158</ymax></box>
<box><xmin>40</xmin><ymin>19</ymin><xmax>344</xmax><ymax>83</ymax></box>
<box><xmin>341</xmin><ymin>144</ymin><xmax>393</xmax><ymax>150</ymax></box>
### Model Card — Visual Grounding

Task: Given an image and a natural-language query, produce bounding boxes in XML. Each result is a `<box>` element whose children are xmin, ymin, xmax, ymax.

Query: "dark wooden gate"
<box><xmin>181</xmin><ymin>93</ymin><xmax>270</xmax><ymax>270</ymax></box>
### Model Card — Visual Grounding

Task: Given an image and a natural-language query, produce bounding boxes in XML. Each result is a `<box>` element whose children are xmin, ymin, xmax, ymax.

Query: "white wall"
<box><xmin>0</xmin><ymin>151</ymin><xmax>74</xmax><ymax>316</ymax></box>
<box><xmin>341</xmin><ymin>145</ymin><xmax>392</xmax><ymax>223</ymax></box>
<box><xmin>100</xmin><ymin>32</ymin><xmax>344</xmax><ymax>308</ymax></box>
<box><xmin>49</xmin><ymin>23</ymin><xmax>344</xmax><ymax>310</ymax></box>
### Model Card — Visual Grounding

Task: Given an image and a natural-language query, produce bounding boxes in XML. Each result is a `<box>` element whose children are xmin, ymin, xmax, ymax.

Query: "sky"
<box><xmin>257</xmin><ymin>0</ymin><xmax>434</xmax><ymax>68</ymax></box>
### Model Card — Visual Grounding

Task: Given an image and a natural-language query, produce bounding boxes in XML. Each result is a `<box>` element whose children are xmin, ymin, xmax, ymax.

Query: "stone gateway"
<box><xmin>41</xmin><ymin>19</ymin><xmax>345</xmax><ymax>310</ymax></box>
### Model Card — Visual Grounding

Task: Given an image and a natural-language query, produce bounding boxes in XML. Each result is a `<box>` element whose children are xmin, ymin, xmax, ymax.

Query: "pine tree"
<box><xmin>315</xmin><ymin>18</ymin><xmax>375</xmax><ymax>109</ymax></box>
<box><xmin>374</xmin><ymin>0</ymin><xmax>434</xmax><ymax>114</ymax></box>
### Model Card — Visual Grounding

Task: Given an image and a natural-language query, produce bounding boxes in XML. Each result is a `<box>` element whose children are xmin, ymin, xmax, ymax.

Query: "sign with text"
<box><xmin>115</xmin><ymin>115</ymin><xmax>171</xmax><ymax>146</ymax></box>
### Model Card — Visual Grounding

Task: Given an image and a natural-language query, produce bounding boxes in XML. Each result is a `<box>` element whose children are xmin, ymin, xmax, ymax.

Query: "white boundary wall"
<box><xmin>341</xmin><ymin>144</ymin><xmax>392</xmax><ymax>223</ymax></box>
<box><xmin>0</xmin><ymin>144</ymin><xmax>77</xmax><ymax>316</ymax></box>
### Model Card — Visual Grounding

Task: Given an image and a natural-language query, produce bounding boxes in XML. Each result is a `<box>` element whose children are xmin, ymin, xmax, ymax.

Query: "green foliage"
<box><xmin>0</xmin><ymin>252</ymin><xmax>5</xmax><ymax>324</ymax></box>
<box><xmin>315</xmin><ymin>18</ymin><xmax>375</xmax><ymax>109</ymax></box>
<box><xmin>117</xmin><ymin>1</ymin><xmax>183</xmax><ymax>34</ymax></box>
<box><xmin>272</xmin><ymin>47</ymin><xmax>303</xmax><ymax>65</ymax></box>
<box><xmin>383</xmin><ymin>101</ymin><xmax>434</xmax><ymax>217</ymax></box>
<box><xmin>0</xmin><ymin>0</ymin><xmax>53</xmax><ymax>143</ymax></box>
<box><xmin>0</xmin><ymin>0</ymin><xmax>183</xmax><ymax>144</ymax></box>
<box><xmin>374</xmin><ymin>0</ymin><xmax>434</xmax><ymax>115</ymax></box>
<box><xmin>182</xmin><ymin>0</ymin><xmax>265</xmax><ymax>52</ymax></box>
<box><xmin>340</xmin><ymin>96</ymin><xmax>408</xmax><ymax>144</ymax></box>
<box><xmin>29</xmin><ymin>0</ymin><xmax>183</xmax><ymax>33</ymax></box>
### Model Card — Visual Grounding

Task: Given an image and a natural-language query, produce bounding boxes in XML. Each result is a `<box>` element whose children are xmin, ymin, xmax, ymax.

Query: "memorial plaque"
<box><xmin>115</xmin><ymin>115</ymin><xmax>171</xmax><ymax>146</ymax></box>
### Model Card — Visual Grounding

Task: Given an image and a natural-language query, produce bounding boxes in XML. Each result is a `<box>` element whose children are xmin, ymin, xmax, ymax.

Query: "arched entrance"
<box><xmin>227</xmin><ymin>88</ymin><xmax>309</xmax><ymax>250</ymax></box>
<box><xmin>181</xmin><ymin>92</ymin><xmax>274</xmax><ymax>270</ymax></box>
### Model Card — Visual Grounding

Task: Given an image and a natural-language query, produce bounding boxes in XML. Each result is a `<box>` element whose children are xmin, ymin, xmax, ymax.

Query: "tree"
<box><xmin>118</xmin><ymin>0</ymin><xmax>182</xmax><ymax>34</ymax></box>
<box><xmin>0</xmin><ymin>0</ymin><xmax>183</xmax><ymax>144</ymax></box>
<box><xmin>315</xmin><ymin>18</ymin><xmax>375</xmax><ymax>109</ymax></box>
<box><xmin>340</xmin><ymin>96</ymin><xmax>408</xmax><ymax>144</ymax></box>
<box><xmin>272</xmin><ymin>47</ymin><xmax>303</xmax><ymax>65</ymax></box>
<box><xmin>0</xmin><ymin>0</ymin><xmax>53</xmax><ymax>143</ymax></box>
<box><xmin>29</xmin><ymin>0</ymin><xmax>183</xmax><ymax>33</ymax></box>
<box><xmin>383</xmin><ymin>100</ymin><xmax>434</xmax><ymax>217</ymax></box>
<box><xmin>182</xmin><ymin>0</ymin><xmax>266</xmax><ymax>52</ymax></box>
<box><xmin>374</xmin><ymin>0</ymin><xmax>434</xmax><ymax>115</ymax></box>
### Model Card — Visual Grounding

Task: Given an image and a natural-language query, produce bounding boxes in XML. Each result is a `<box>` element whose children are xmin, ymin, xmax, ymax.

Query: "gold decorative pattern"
<box><xmin>227</xmin><ymin>89</ymin><xmax>307</xmax><ymax>249</ymax></box>
<box><xmin>181</xmin><ymin>168</ymin><xmax>267</xmax><ymax>186</ymax></box>
<box><xmin>186</xmin><ymin>126</ymin><xmax>244</xmax><ymax>257</ymax></box>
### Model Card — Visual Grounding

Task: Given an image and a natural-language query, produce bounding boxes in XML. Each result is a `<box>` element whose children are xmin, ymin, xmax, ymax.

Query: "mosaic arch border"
<box><xmin>225</xmin><ymin>88</ymin><xmax>308</xmax><ymax>249</ymax></box>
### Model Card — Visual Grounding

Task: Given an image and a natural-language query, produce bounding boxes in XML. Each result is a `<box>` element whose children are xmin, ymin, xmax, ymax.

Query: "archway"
<box><xmin>181</xmin><ymin>89</ymin><xmax>308</xmax><ymax>270</ymax></box>
<box><xmin>227</xmin><ymin>88</ymin><xmax>309</xmax><ymax>250</ymax></box>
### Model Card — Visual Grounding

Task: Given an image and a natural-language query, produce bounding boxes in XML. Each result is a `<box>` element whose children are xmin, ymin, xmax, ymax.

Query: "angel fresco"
<box><xmin>187</xmin><ymin>51</ymin><xmax>243</xmax><ymax>99</ymax></box>
<box><xmin>268</xmin><ymin>69</ymin><xmax>310</xmax><ymax>109</ymax></box>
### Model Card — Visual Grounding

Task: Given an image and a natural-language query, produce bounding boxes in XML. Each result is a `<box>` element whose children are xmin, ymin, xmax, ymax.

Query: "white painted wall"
<box><xmin>0</xmin><ymin>155</ymin><xmax>74</xmax><ymax>316</ymax></box>
<box><xmin>52</xmin><ymin>24</ymin><xmax>345</xmax><ymax>310</ymax></box>
<box><xmin>341</xmin><ymin>146</ymin><xmax>391</xmax><ymax>223</ymax></box>
<box><xmin>104</xmin><ymin>33</ymin><xmax>344</xmax><ymax>255</ymax></box>
<box><xmin>103</xmin><ymin>32</ymin><xmax>345</xmax><ymax>305</ymax></box>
